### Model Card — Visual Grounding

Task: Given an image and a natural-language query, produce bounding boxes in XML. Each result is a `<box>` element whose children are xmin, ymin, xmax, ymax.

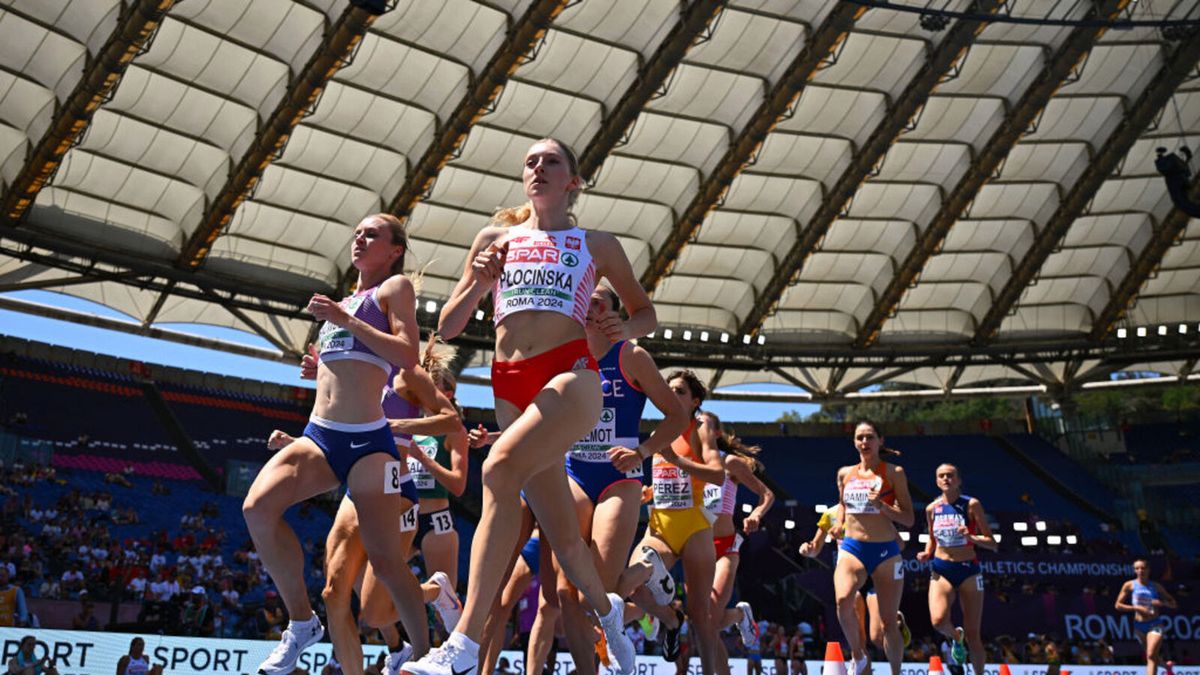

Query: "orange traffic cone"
<box><xmin>999</xmin><ymin>665</ymin><xmax>1013</xmax><ymax>675</ymax></box>
<box><xmin>929</xmin><ymin>656</ymin><xmax>944</xmax><ymax>675</ymax></box>
<box><xmin>823</xmin><ymin>643</ymin><xmax>849</xmax><ymax>675</ymax></box>
<box><xmin>1060</xmin><ymin>670</ymin><xmax>1070</xmax><ymax>675</ymax></box>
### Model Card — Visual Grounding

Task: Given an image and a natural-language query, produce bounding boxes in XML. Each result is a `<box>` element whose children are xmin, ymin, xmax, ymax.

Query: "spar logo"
<box><xmin>600</xmin><ymin>408</ymin><xmax>615</xmax><ymax>423</ymax></box>
<box><xmin>509</xmin><ymin>246</ymin><xmax>560</xmax><ymax>264</ymax></box>
<box><xmin>562</xmin><ymin>252</ymin><xmax>579</xmax><ymax>267</ymax></box>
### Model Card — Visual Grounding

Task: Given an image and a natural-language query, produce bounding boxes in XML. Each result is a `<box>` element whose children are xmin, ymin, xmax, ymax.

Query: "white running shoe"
<box><xmin>401</xmin><ymin>632</ymin><xmax>478</xmax><ymax>675</ymax></box>
<box><xmin>735</xmin><ymin>601</ymin><xmax>758</xmax><ymax>646</ymax></box>
<box><xmin>429</xmin><ymin>571</ymin><xmax>462</xmax><ymax>631</ymax></box>
<box><xmin>854</xmin><ymin>655</ymin><xmax>871</xmax><ymax>675</ymax></box>
<box><xmin>597</xmin><ymin>592</ymin><xmax>636</xmax><ymax>675</ymax></box>
<box><xmin>384</xmin><ymin>642</ymin><xmax>414</xmax><ymax>675</ymax></box>
<box><xmin>257</xmin><ymin>615</ymin><xmax>324</xmax><ymax>674</ymax></box>
<box><xmin>640</xmin><ymin>546</ymin><xmax>675</xmax><ymax>606</ymax></box>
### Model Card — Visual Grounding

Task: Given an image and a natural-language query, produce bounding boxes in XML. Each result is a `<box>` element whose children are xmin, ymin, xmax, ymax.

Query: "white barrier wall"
<box><xmin>2</xmin><ymin>629</ymin><xmax>1198</xmax><ymax>675</ymax></box>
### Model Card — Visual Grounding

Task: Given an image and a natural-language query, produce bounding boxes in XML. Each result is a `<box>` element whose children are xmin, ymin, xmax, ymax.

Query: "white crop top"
<box><xmin>492</xmin><ymin>225</ymin><xmax>595</xmax><ymax>326</ymax></box>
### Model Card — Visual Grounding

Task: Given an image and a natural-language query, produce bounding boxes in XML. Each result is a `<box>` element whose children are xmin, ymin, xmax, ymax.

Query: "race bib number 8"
<box><xmin>400</xmin><ymin>505</ymin><xmax>418</xmax><ymax>532</ymax></box>
<box><xmin>384</xmin><ymin>461</ymin><xmax>406</xmax><ymax>494</ymax></box>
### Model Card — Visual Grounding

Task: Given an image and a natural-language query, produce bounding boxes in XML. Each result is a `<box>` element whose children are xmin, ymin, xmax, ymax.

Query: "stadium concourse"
<box><xmin>1</xmin><ymin>0</ymin><xmax>1199</xmax><ymax>674</ymax></box>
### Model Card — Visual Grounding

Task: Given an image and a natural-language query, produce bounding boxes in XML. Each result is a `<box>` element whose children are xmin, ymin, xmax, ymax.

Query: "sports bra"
<box><xmin>652</xmin><ymin>418</ymin><xmax>708</xmax><ymax>511</ymax></box>
<box><xmin>842</xmin><ymin>462</ymin><xmax>895</xmax><ymax>515</ymax></box>
<box><xmin>317</xmin><ymin>285</ymin><xmax>393</xmax><ymax>374</ymax></box>
<box><xmin>492</xmin><ymin>225</ymin><xmax>595</xmax><ymax>326</ymax></box>
<box><xmin>704</xmin><ymin>452</ymin><xmax>738</xmax><ymax>518</ymax></box>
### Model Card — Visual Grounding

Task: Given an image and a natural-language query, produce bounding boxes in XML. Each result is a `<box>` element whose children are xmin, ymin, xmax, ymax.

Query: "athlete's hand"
<box><xmin>743</xmin><ymin>513</ymin><xmax>762</xmax><ymax>533</ymax></box>
<box><xmin>608</xmin><ymin>445</ymin><xmax>642</xmax><ymax>472</ymax></box>
<box><xmin>468</xmin><ymin>424</ymin><xmax>492</xmax><ymax>448</ymax></box>
<box><xmin>916</xmin><ymin>550</ymin><xmax>932</xmax><ymax>562</ymax></box>
<box><xmin>471</xmin><ymin>240</ymin><xmax>507</xmax><ymax>286</ymax></box>
<box><xmin>799</xmin><ymin>542</ymin><xmax>815</xmax><ymax>558</ymax></box>
<box><xmin>307</xmin><ymin>294</ymin><xmax>351</xmax><ymax>327</ymax></box>
<box><xmin>829</xmin><ymin>523</ymin><xmax>844</xmax><ymax>539</ymax></box>
<box><xmin>866</xmin><ymin>488</ymin><xmax>882</xmax><ymax>508</ymax></box>
<box><xmin>956</xmin><ymin>524</ymin><xmax>969</xmax><ymax>535</ymax></box>
<box><xmin>588</xmin><ymin>308</ymin><xmax>625</xmax><ymax>342</ymax></box>
<box><xmin>300</xmin><ymin>344</ymin><xmax>319</xmax><ymax>380</ymax></box>
<box><xmin>409</xmin><ymin>447</ymin><xmax>433</xmax><ymax>467</ymax></box>
<box><xmin>267</xmin><ymin>430</ymin><xmax>294</xmax><ymax>451</ymax></box>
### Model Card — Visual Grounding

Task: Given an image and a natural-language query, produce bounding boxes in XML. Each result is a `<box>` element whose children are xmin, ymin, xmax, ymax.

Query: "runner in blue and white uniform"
<box><xmin>916</xmin><ymin>464</ymin><xmax>996</xmax><ymax>675</ymax></box>
<box><xmin>555</xmin><ymin>285</ymin><xmax>689</xmax><ymax>675</ymax></box>
<box><xmin>244</xmin><ymin>214</ymin><xmax>421</xmax><ymax>675</ymax></box>
<box><xmin>1116</xmin><ymin>558</ymin><xmax>1178</xmax><ymax>675</ymax></box>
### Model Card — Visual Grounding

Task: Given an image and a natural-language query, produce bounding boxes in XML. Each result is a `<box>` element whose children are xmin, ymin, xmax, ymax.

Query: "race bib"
<box><xmin>703</xmin><ymin>483</ymin><xmax>723</xmax><ymax>513</ymax></box>
<box><xmin>408</xmin><ymin>438</ymin><xmax>439</xmax><ymax>491</ymax></box>
<box><xmin>932</xmin><ymin>511</ymin><xmax>968</xmax><ymax>547</ymax></box>
<box><xmin>430</xmin><ymin>510</ymin><xmax>455</xmax><ymax>535</ymax></box>
<box><xmin>384</xmin><ymin>461</ymin><xmax>406</xmax><ymax>494</ymax></box>
<box><xmin>399</xmin><ymin>504</ymin><xmax>418</xmax><ymax>532</ymax></box>
<box><xmin>843</xmin><ymin>476</ymin><xmax>882</xmax><ymax>514</ymax></box>
<box><xmin>318</xmin><ymin>295</ymin><xmax>365</xmax><ymax>355</ymax></box>
<box><xmin>653</xmin><ymin>463</ymin><xmax>694</xmax><ymax>510</ymax></box>
<box><xmin>569</xmin><ymin>408</ymin><xmax>617</xmax><ymax>462</ymax></box>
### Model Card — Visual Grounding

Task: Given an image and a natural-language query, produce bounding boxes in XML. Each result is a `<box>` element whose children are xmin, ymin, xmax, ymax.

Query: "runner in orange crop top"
<box><xmin>834</xmin><ymin>421</ymin><xmax>913</xmax><ymax>675</ymax></box>
<box><xmin>619</xmin><ymin>370</ymin><xmax>726</xmax><ymax>675</ymax></box>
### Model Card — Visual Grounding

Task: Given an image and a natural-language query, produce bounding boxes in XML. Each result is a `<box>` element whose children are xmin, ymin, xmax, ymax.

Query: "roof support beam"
<box><xmin>973</xmin><ymin>37</ymin><xmax>1200</xmax><ymax>343</ymax></box>
<box><xmin>0</xmin><ymin>270</ymin><xmax>140</xmax><ymax>293</ymax></box>
<box><xmin>855</xmin><ymin>0</ymin><xmax>1130</xmax><ymax>347</ymax></box>
<box><xmin>638</xmin><ymin>3</ymin><xmax>866</xmax><ymax>291</ymax></box>
<box><xmin>0</xmin><ymin>0</ymin><xmax>177</xmax><ymax>226</ymax></box>
<box><xmin>1090</xmin><ymin>171</ymin><xmax>1200</xmax><ymax>340</ymax></box>
<box><xmin>178</xmin><ymin>2</ymin><xmax>381</xmax><ymax>268</ymax></box>
<box><xmin>737</xmin><ymin>0</ymin><xmax>1001</xmax><ymax>336</ymax></box>
<box><xmin>577</xmin><ymin>1</ymin><xmax>727</xmax><ymax>181</ymax></box>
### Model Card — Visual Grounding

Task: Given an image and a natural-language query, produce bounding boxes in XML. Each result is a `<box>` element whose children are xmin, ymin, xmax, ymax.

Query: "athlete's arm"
<box><xmin>661</xmin><ymin>415</ymin><xmax>726</xmax><ymax>484</ymax></box>
<box><xmin>390</xmin><ymin>367</ymin><xmax>461</xmax><ymax>437</ymax></box>
<box><xmin>1154</xmin><ymin>582</ymin><xmax>1178</xmax><ymax>610</ymax></box>
<box><xmin>620</xmin><ymin>343</ymin><xmax>688</xmax><ymax>459</ymax></box>
<box><xmin>591</xmin><ymin>231</ymin><xmax>656</xmax><ymax>340</ymax></box>
<box><xmin>876</xmin><ymin>464</ymin><xmax>915</xmax><ymax>527</ymax></box>
<box><xmin>726</xmin><ymin>455</ymin><xmax>773</xmax><ymax>532</ymax></box>
<box><xmin>967</xmin><ymin>498</ymin><xmax>998</xmax><ymax>551</ymax></box>
<box><xmin>439</xmin><ymin>227</ymin><xmax>505</xmax><ymax>340</ymax></box>
<box><xmin>916</xmin><ymin>503</ymin><xmax>936</xmax><ymax>561</ymax></box>
<box><xmin>413</xmin><ymin>427</ymin><xmax>469</xmax><ymax>497</ymax></box>
<box><xmin>1114</xmin><ymin>581</ymin><xmax>1136</xmax><ymax>612</ymax></box>
<box><xmin>116</xmin><ymin>655</ymin><xmax>129</xmax><ymax>675</ymax></box>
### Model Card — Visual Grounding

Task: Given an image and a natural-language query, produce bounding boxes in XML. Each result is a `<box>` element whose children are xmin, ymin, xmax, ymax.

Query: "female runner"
<box><xmin>702</xmin><ymin>411</ymin><xmax>774</xmax><ymax>658</ymax></box>
<box><xmin>404</xmin><ymin>137</ymin><xmax>654</xmax><ymax>675</ymax></box>
<box><xmin>243</xmin><ymin>214</ymin><xmax>420</xmax><ymax>675</ymax></box>
<box><xmin>554</xmin><ymin>285</ymin><xmax>688</xmax><ymax>675</ymax></box>
<box><xmin>619</xmin><ymin>370</ymin><xmax>726</xmax><ymax>675</ymax></box>
<box><xmin>834</xmin><ymin>421</ymin><xmax>913</xmax><ymax>675</ymax></box>
<box><xmin>916</xmin><ymin>463</ymin><xmax>997</xmax><ymax>675</ymax></box>
<box><xmin>1116</xmin><ymin>558</ymin><xmax>1178</xmax><ymax>675</ymax></box>
<box><xmin>406</xmin><ymin>357</ymin><xmax>470</xmax><ymax>632</ymax></box>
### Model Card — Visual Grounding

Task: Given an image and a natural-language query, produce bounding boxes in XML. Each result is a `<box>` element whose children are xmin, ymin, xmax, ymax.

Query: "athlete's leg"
<box><xmin>349</xmin><ymin>455</ymin><xmax>426</xmax><ymax>661</ymax></box>
<box><xmin>242</xmin><ymin>437</ymin><xmax>339</xmax><ymax>620</ymax></box>
<box><xmin>855</xmin><ymin>593</ymin><xmax>868</xmax><ymax>651</ymax></box>
<box><xmin>620</xmin><ymin>534</ymin><xmax>680</xmax><ymax>626</ymax></box>
<box><xmin>680</xmin><ymin>530</ymin><xmax>719</xmax><ymax>675</ymax></box>
<box><xmin>479</xmin><ymin>509</ymin><xmax>535</xmax><ymax>675</ymax></box>
<box><xmin>322</xmin><ymin>498</ymin><xmax>369</xmax><ymax>674</ymax></box>
<box><xmin>711</xmin><ymin>553</ymin><xmax>740</xmax><ymax>630</ymax></box>
<box><xmin>529</xmin><ymin>555</ymin><xmax>562</xmax><ymax>675</ymax></box>
<box><xmin>957</xmin><ymin>576</ymin><xmax>985</xmax><ymax>675</ymax></box>
<box><xmin>866</xmin><ymin>592</ymin><xmax>885</xmax><ymax>652</ymax></box>
<box><xmin>834</xmin><ymin>554</ymin><xmax>869</xmax><ymax>664</ymax></box>
<box><xmin>420</xmin><ymin>525</ymin><xmax>460</xmax><ymax>603</ymax></box>
<box><xmin>1145</xmin><ymin>631</ymin><xmax>1164</xmax><ymax>675</ymax></box>
<box><xmin>928</xmin><ymin>573</ymin><xmax>956</xmax><ymax>642</ymax></box>
<box><xmin>869</xmin><ymin>557</ymin><xmax>904</xmax><ymax>675</ymax></box>
<box><xmin>456</xmin><ymin>370</ymin><xmax>604</xmax><ymax>639</ymax></box>
<box><xmin>555</xmin><ymin>480</ymin><xmax>599</xmax><ymax>675</ymax></box>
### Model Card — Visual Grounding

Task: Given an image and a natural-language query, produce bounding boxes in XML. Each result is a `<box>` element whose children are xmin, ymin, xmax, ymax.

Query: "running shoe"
<box><xmin>401</xmin><ymin>632</ymin><xmax>478</xmax><ymax>675</ymax></box>
<box><xmin>640</xmin><ymin>546</ymin><xmax>675</xmax><ymax>606</ymax></box>
<box><xmin>597</xmin><ymin>592</ymin><xmax>636</xmax><ymax>675</ymax></box>
<box><xmin>661</xmin><ymin>609</ymin><xmax>684</xmax><ymax>662</ymax></box>
<box><xmin>257</xmin><ymin>615</ymin><xmax>324</xmax><ymax>675</ymax></box>
<box><xmin>897</xmin><ymin>611</ymin><xmax>911</xmax><ymax>648</ymax></box>
<box><xmin>429</xmin><ymin>571</ymin><xmax>462</xmax><ymax>632</ymax></box>
<box><xmin>854</xmin><ymin>654</ymin><xmax>871</xmax><ymax>675</ymax></box>
<box><xmin>735</xmin><ymin>601</ymin><xmax>758</xmax><ymax>646</ymax></box>
<box><xmin>384</xmin><ymin>642</ymin><xmax>414</xmax><ymax>675</ymax></box>
<box><xmin>951</xmin><ymin>627</ymin><xmax>967</xmax><ymax>666</ymax></box>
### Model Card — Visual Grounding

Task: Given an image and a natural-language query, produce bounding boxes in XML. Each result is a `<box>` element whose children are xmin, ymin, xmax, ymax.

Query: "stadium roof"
<box><xmin>1</xmin><ymin>0</ymin><xmax>1198</xmax><ymax>402</ymax></box>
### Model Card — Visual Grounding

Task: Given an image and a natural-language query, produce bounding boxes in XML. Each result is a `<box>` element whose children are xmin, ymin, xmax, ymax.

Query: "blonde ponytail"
<box><xmin>491</xmin><ymin>202</ymin><xmax>533</xmax><ymax>227</ymax></box>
